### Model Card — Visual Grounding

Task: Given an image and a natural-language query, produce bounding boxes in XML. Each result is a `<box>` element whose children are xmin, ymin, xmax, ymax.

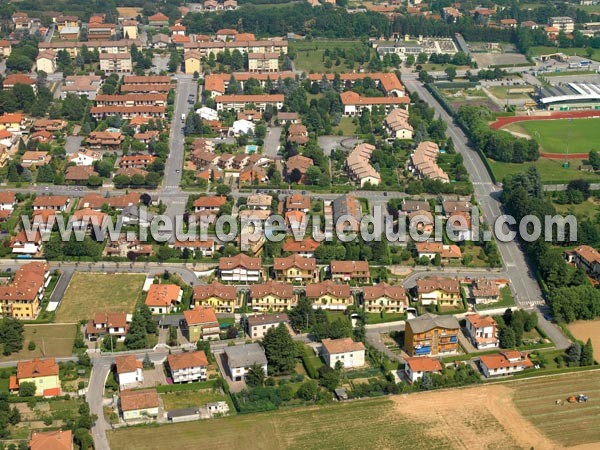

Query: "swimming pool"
<box><xmin>246</xmin><ymin>145</ymin><xmax>258</xmax><ymax>154</ymax></box>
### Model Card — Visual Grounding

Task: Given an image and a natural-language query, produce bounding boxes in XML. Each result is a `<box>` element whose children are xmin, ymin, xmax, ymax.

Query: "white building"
<box><xmin>196</xmin><ymin>107</ymin><xmax>219</xmax><ymax>121</ymax></box>
<box><xmin>167</xmin><ymin>351</ymin><xmax>208</xmax><ymax>383</ymax></box>
<box><xmin>245</xmin><ymin>313</ymin><xmax>289</xmax><ymax>339</ymax></box>
<box><xmin>465</xmin><ymin>314</ymin><xmax>498</xmax><ymax>349</ymax></box>
<box><xmin>479</xmin><ymin>351</ymin><xmax>533</xmax><ymax>378</ymax></box>
<box><xmin>404</xmin><ymin>357</ymin><xmax>442</xmax><ymax>383</ymax></box>
<box><xmin>115</xmin><ymin>355</ymin><xmax>143</xmax><ymax>390</ymax></box>
<box><xmin>219</xmin><ymin>254</ymin><xmax>262</xmax><ymax>283</ymax></box>
<box><xmin>321</xmin><ymin>338</ymin><xmax>365</xmax><ymax>369</ymax></box>
<box><xmin>223</xmin><ymin>343</ymin><xmax>268</xmax><ymax>382</ymax></box>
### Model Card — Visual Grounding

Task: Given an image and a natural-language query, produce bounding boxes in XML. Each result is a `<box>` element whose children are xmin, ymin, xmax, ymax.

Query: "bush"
<box><xmin>28</xmin><ymin>341</ymin><xmax>36</xmax><ymax>351</ymax></box>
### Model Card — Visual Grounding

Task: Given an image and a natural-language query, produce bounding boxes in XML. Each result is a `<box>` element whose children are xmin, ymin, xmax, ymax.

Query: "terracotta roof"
<box><xmin>93</xmin><ymin>311</ymin><xmax>128</xmax><ymax>328</ymax></box>
<box><xmin>330</xmin><ymin>260</ymin><xmax>369</xmax><ymax>274</ymax></box>
<box><xmin>145</xmin><ymin>283</ymin><xmax>181</xmax><ymax>307</ymax></box>
<box><xmin>65</xmin><ymin>165</ymin><xmax>97</xmax><ymax>181</ymax></box>
<box><xmin>17</xmin><ymin>358</ymin><xmax>58</xmax><ymax>379</ymax></box>
<box><xmin>405</xmin><ymin>356</ymin><xmax>442</xmax><ymax>372</ymax></box>
<box><xmin>193</xmin><ymin>280</ymin><xmax>236</xmax><ymax>301</ymax></box>
<box><xmin>340</xmin><ymin>91</ymin><xmax>410</xmax><ymax>106</ymax></box>
<box><xmin>80</xmin><ymin>193</ymin><xmax>140</xmax><ymax>210</ymax></box>
<box><xmin>479</xmin><ymin>352</ymin><xmax>533</xmax><ymax>370</ymax></box>
<box><xmin>216</xmin><ymin>94</ymin><xmax>284</xmax><ymax>103</ymax></box>
<box><xmin>247</xmin><ymin>313</ymin><xmax>288</xmax><ymax>327</ymax></box>
<box><xmin>123</xmin><ymin>75</ymin><xmax>170</xmax><ymax>84</ymax></box>
<box><xmin>148</xmin><ymin>12</ymin><xmax>169</xmax><ymax>21</ymax></box>
<box><xmin>283</xmin><ymin>237</ymin><xmax>320</xmax><ymax>253</ymax></box>
<box><xmin>322</xmin><ymin>337</ymin><xmax>365</xmax><ymax>354</ymax></box>
<box><xmin>273</xmin><ymin>254</ymin><xmax>316</xmax><ymax>271</ymax></box>
<box><xmin>0</xmin><ymin>191</ymin><xmax>16</xmax><ymax>204</ymax></box>
<box><xmin>250</xmin><ymin>281</ymin><xmax>293</xmax><ymax>298</ymax></box>
<box><xmin>193</xmin><ymin>196</ymin><xmax>227</xmax><ymax>208</ymax></box>
<box><xmin>286</xmin><ymin>155</ymin><xmax>313</xmax><ymax>174</ymax></box>
<box><xmin>466</xmin><ymin>314</ymin><xmax>497</xmax><ymax>329</ymax></box>
<box><xmin>219</xmin><ymin>254</ymin><xmax>261</xmax><ymax>270</ymax></box>
<box><xmin>308</xmin><ymin>72</ymin><xmax>405</xmax><ymax>93</ymax></box>
<box><xmin>167</xmin><ymin>351</ymin><xmax>208</xmax><ymax>370</ymax></box>
<box><xmin>416</xmin><ymin>242</ymin><xmax>462</xmax><ymax>259</ymax></box>
<box><xmin>305</xmin><ymin>280</ymin><xmax>350</xmax><ymax>298</ymax></box>
<box><xmin>184</xmin><ymin>307</ymin><xmax>218</xmax><ymax>326</ymax></box>
<box><xmin>120</xmin><ymin>388</ymin><xmax>159</xmax><ymax>412</ymax></box>
<box><xmin>3</xmin><ymin>74</ymin><xmax>35</xmax><ymax>86</ymax></box>
<box><xmin>33</xmin><ymin>195</ymin><xmax>69</xmax><ymax>208</ymax></box>
<box><xmin>115</xmin><ymin>355</ymin><xmax>142</xmax><ymax>374</ymax></box>
<box><xmin>572</xmin><ymin>245</ymin><xmax>600</xmax><ymax>265</ymax></box>
<box><xmin>30</xmin><ymin>430</ymin><xmax>72</xmax><ymax>450</ymax></box>
<box><xmin>416</xmin><ymin>276</ymin><xmax>460</xmax><ymax>294</ymax></box>
<box><xmin>471</xmin><ymin>278</ymin><xmax>500</xmax><ymax>298</ymax></box>
<box><xmin>363</xmin><ymin>282</ymin><xmax>407</xmax><ymax>302</ymax></box>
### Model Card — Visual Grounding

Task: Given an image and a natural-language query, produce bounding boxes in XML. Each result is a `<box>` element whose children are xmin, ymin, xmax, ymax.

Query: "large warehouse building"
<box><xmin>538</xmin><ymin>82</ymin><xmax>600</xmax><ymax>111</ymax></box>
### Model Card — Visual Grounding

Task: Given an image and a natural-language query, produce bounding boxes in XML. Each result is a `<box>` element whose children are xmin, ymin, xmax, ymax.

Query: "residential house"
<box><xmin>167</xmin><ymin>351</ymin><xmax>208</xmax><ymax>383</ymax></box>
<box><xmin>285</xmin><ymin>155</ymin><xmax>313</xmax><ymax>183</ymax></box>
<box><xmin>219</xmin><ymin>254</ymin><xmax>262</xmax><ymax>283</ymax></box>
<box><xmin>99</xmin><ymin>52</ymin><xmax>132</xmax><ymax>73</ymax></box>
<box><xmin>3</xmin><ymin>74</ymin><xmax>37</xmax><ymax>93</ymax></box>
<box><xmin>416</xmin><ymin>242</ymin><xmax>462</xmax><ymax>262</ymax></box>
<box><xmin>245</xmin><ymin>313</ymin><xmax>289</xmax><ymax>339</ymax></box>
<box><xmin>249</xmin><ymin>281</ymin><xmax>295</xmax><ymax>311</ymax></box>
<box><xmin>86</xmin><ymin>131</ymin><xmax>124</xmax><ymax>149</ymax></box>
<box><xmin>548</xmin><ymin>16</ymin><xmax>575</xmax><ymax>33</ymax></box>
<box><xmin>282</xmin><ymin>237</ymin><xmax>320</xmax><ymax>258</ymax></box>
<box><xmin>88</xmin><ymin>23</ymin><xmax>116</xmax><ymax>40</ymax></box>
<box><xmin>9</xmin><ymin>230</ymin><xmax>42</xmax><ymax>256</ymax></box>
<box><xmin>277</xmin><ymin>112</ymin><xmax>299</xmax><ymax>124</ymax></box>
<box><xmin>21</xmin><ymin>151</ymin><xmax>51</xmax><ymax>168</ymax></box>
<box><xmin>330</xmin><ymin>260</ymin><xmax>370</xmax><ymax>283</ymax></box>
<box><xmin>308</xmin><ymin>72</ymin><xmax>405</xmax><ymax>97</ymax></box>
<box><xmin>465</xmin><ymin>314</ymin><xmax>499</xmax><ymax>349</ymax></box>
<box><xmin>65</xmin><ymin>166</ymin><xmax>98</xmax><ymax>184</ymax></box>
<box><xmin>67</xmin><ymin>149</ymin><xmax>101</xmax><ymax>166</ymax></box>
<box><xmin>273</xmin><ymin>254</ymin><xmax>318</xmax><ymax>284</ymax></box>
<box><xmin>30</xmin><ymin>430</ymin><xmax>73</xmax><ymax>450</ymax></box>
<box><xmin>332</xmin><ymin>194</ymin><xmax>362</xmax><ymax>233</ymax></box>
<box><xmin>32</xmin><ymin>195</ymin><xmax>70</xmax><ymax>211</ymax></box>
<box><xmin>79</xmin><ymin>193</ymin><xmax>140</xmax><ymax>211</ymax></box>
<box><xmin>416</xmin><ymin>277</ymin><xmax>461</xmax><ymax>306</ymax></box>
<box><xmin>479</xmin><ymin>351</ymin><xmax>533</xmax><ymax>377</ymax></box>
<box><xmin>0</xmin><ymin>191</ymin><xmax>16</xmax><ymax>212</ymax></box>
<box><xmin>442</xmin><ymin>199</ymin><xmax>473</xmax><ymax>217</ymax></box>
<box><xmin>193</xmin><ymin>195</ymin><xmax>227</xmax><ymax>212</ymax></box>
<box><xmin>565</xmin><ymin>245</ymin><xmax>600</xmax><ymax>277</ymax></box>
<box><xmin>247</xmin><ymin>193</ymin><xmax>272</xmax><ymax>210</ymax></box>
<box><xmin>223</xmin><ymin>343</ymin><xmax>268</xmax><ymax>381</ymax></box>
<box><xmin>148</xmin><ymin>12</ymin><xmax>169</xmax><ymax>27</ymax></box>
<box><xmin>442</xmin><ymin>6</ymin><xmax>462</xmax><ymax>23</ymax></box>
<box><xmin>384</xmin><ymin>108</ymin><xmax>413</xmax><ymax>139</ymax></box>
<box><xmin>13</xmin><ymin>358</ymin><xmax>60</xmax><ymax>397</ymax></box>
<box><xmin>119</xmin><ymin>155</ymin><xmax>156</xmax><ymax>169</ymax></box>
<box><xmin>86</xmin><ymin>312</ymin><xmax>130</xmax><ymax>341</ymax></box>
<box><xmin>0</xmin><ymin>40</ymin><xmax>12</xmax><ymax>57</ymax></box>
<box><xmin>0</xmin><ymin>262</ymin><xmax>49</xmax><ymax>319</ymax></box>
<box><xmin>339</xmin><ymin>91</ymin><xmax>409</xmax><ymax>116</ymax></box>
<box><xmin>120</xmin><ymin>389</ymin><xmax>159</xmax><ymax>421</ymax></box>
<box><xmin>172</xmin><ymin>239</ymin><xmax>215</xmax><ymax>257</ymax></box>
<box><xmin>36</xmin><ymin>50</ymin><xmax>57</xmax><ymax>74</ymax></box>
<box><xmin>346</xmin><ymin>143</ymin><xmax>380</xmax><ymax>187</ymax></box>
<box><xmin>305</xmin><ymin>280</ymin><xmax>353</xmax><ymax>310</ymax></box>
<box><xmin>404</xmin><ymin>313</ymin><xmax>460</xmax><ymax>356</ymax></box>
<box><xmin>471</xmin><ymin>278</ymin><xmax>501</xmax><ymax>303</ymax></box>
<box><xmin>184</xmin><ymin>50</ymin><xmax>201</xmax><ymax>75</ymax></box>
<box><xmin>321</xmin><ymin>338</ymin><xmax>365</xmax><ymax>369</ymax></box>
<box><xmin>61</xmin><ymin>75</ymin><xmax>102</xmax><ymax>100</ymax></box>
<box><xmin>183</xmin><ymin>307</ymin><xmax>220</xmax><ymax>342</ymax></box>
<box><xmin>145</xmin><ymin>284</ymin><xmax>183</xmax><ymax>314</ymax></box>
<box><xmin>287</xmin><ymin>124</ymin><xmax>309</xmax><ymax>145</ymax></box>
<box><xmin>122</xmin><ymin>20</ymin><xmax>138</xmax><ymax>39</ymax></box>
<box><xmin>410</xmin><ymin>141</ymin><xmax>449</xmax><ymax>183</ymax></box>
<box><xmin>248</xmin><ymin>52</ymin><xmax>279</xmax><ymax>72</ymax></box>
<box><xmin>362</xmin><ymin>283</ymin><xmax>408</xmax><ymax>313</ymax></box>
<box><xmin>192</xmin><ymin>280</ymin><xmax>238</xmax><ymax>312</ymax></box>
<box><xmin>404</xmin><ymin>357</ymin><xmax>442</xmax><ymax>383</ymax></box>
<box><xmin>115</xmin><ymin>355</ymin><xmax>143</xmax><ymax>389</ymax></box>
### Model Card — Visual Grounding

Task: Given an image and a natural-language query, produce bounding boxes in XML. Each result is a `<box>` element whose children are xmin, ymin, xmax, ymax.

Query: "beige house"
<box><xmin>185</xmin><ymin>50</ymin><xmax>201</xmax><ymax>75</ymax></box>
<box><xmin>122</xmin><ymin>20</ymin><xmax>138</xmax><ymax>39</ymax></box>
<box><xmin>193</xmin><ymin>280</ymin><xmax>238</xmax><ymax>312</ymax></box>
<box><xmin>248</xmin><ymin>52</ymin><xmax>279</xmax><ymax>72</ymax></box>
<box><xmin>305</xmin><ymin>280</ymin><xmax>354</xmax><ymax>311</ymax></box>
<box><xmin>249</xmin><ymin>281</ymin><xmax>296</xmax><ymax>312</ymax></box>
<box><xmin>36</xmin><ymin>50</ymin><xmax>57</xmax><ymax>74</ymax></box>
<box><xmin>362</xmin><ymin>282</ymin><xmax>408</xmax><ymax>313</ymax></box>
<box><xmin>99</xmin><ymin>52</ymin><xmax>132</xmax><ymax>73</ymax></box>
<box><xmin>272</xmin><ymin>254</ymin><xmax>318</xmax><ymax>284</ymax></box>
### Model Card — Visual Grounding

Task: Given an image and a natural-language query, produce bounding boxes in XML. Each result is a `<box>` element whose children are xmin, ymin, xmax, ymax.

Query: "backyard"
<box><xmin>0</xmin><ymin>324</ymin><xmax>76</xmax><ymax>362</ymax></box>
<box><xmin>289</xmin><ymin>40</ymin><xmax>371</xmax><ymax>73</ymax></box>
<box><xmin>55</xmin><ymin>273</ymin><xmax>145</xmax><ymax>323</ymax></box>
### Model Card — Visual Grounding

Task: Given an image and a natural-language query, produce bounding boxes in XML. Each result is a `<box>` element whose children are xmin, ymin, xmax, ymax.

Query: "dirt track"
<box><xmin>392</xmin><ymin>384</ymin><xmax>561</xmax><ymax>450</ymax></box>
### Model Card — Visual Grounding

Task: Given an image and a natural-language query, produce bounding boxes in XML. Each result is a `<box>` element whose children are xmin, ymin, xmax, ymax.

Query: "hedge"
<box><xmin>299</xmin><ymin>345</ymin><xmax>323</xmax><ymax>379</ymax></box>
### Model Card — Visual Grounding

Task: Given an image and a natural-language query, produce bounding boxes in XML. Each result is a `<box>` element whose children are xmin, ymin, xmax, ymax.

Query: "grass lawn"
<box><xmin>504</xmin><ymin>118</ymin><xmax>600</xmax><ymax>154</ymax></box>
<box><xmin>487</xmin><ymin>85</ymin><xmax>533</xmax><ymax>100</ymax></box>
<box><xmin>161</xmin><ymin>389</ymin><xmax>226</xmax><ymax>411</ymax></box>
<box><xmin>530</xmin><ymin>46</ymin><xmax>600</xmax><ymax>61</ymax></box>
<box><xmin>290</xmin><ymin>40</ymin><xmax>370</xmax><ymax>73</ymax></box>
<box><xmin>333</xmin><ymin>116</ymin><xmax>357</xmax><ymax>135</ymax></box>
<box><xmin>513</xmin><ymin>371</ymin><xmax>600</xmax><ymax>447</ymax></box>
<box><xmin>488</xmin><ymin>158</ymin><xmax>600</xmax><ymax>184</ymax></box>
<box><xmin>0</xmin><ymin>324</ymin><xmax>76</xmax><ymax>362</ymax></box>
<box><xmin>55</xmin><ymin>273</ymin><xmax>145</xmax><ymax>323</ymax></box>
<box><xmin>475</xmin><ymin>286</ymin><xmax>516</xmax><ymax>311</ymax></box>
<box><xmin>553</xmin><ymin>197</ymin><xmax>599</xmax><ymax>218</ymax></box>
<box><xmin>108</xmin><ymin>398</ymin><xmax>448</xmax><ymax>450</ymax></box>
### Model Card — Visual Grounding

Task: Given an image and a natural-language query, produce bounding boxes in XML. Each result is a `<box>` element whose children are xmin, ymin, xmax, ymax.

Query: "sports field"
<box><xmin>503</xmin><ymin>118</ymin><xmax>600</xmax><ymax>154</ymax></box>
<box><xmin>108</xmin><ymin>370</ymin><xmax>600</xmax><ymax>449</ymax></box>
<box><xmin>0</xmin><ymin>324</ymin><xmax>76</xmax><ymax>362</ymax></box>
<box><xmin>55</xmin><ymin>273</ymin><xmax>145</xmax><ymax>323</ymax></box>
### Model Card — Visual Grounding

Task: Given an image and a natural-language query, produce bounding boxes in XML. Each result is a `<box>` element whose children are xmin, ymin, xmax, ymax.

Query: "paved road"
<box><xmin>264</xmin><ymin>126</ymin><xmax>282</xmax><ymax>159</ymax></box>
<box><xmin>401</xmin><ymin>69</ymin><xmax>570</xmax><ymax>350</ymax></box>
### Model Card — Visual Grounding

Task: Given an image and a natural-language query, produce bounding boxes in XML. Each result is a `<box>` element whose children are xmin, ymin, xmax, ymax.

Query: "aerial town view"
<box><xmin>1</xmin><ymin>0</ymin><xmax>600</xmax><ymax>449</ymax></box>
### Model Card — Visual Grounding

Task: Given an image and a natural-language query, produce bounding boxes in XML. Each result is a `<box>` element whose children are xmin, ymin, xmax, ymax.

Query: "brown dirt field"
<box><xmin>392</xmin><ymin>384</ymin><xmax>561</xmax><ymax>450</ymax></box>
<box><xmin>568</xmin><ymin>320</ymin><xmax>600</xmax><ymax>361</ymax></box>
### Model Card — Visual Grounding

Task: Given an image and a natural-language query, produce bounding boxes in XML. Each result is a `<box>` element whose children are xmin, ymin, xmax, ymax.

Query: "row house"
<box><xmin>118</xmin><ymin>154</ymin><xmax>156</xmax><ymax>169</ymax></box>
<box><xmin>479</xmin><ymin>351</ymin><xmax>533</xmax><ymax>377</ymax></box>
<box><xmin>183</xmin><ymin>39</ymin><xmax>288</xmax><ymax>59</ymax></box>
<box><xmin>167</xmin><ymin>351</ymin><xmax>208</xmax><ymax>383</ymax></box>
<box><xmin>384</xmin><ymin>108</ymin><xmax>413</xmax><ymax>140</ymax></box>
<box><xmin>219</xmin><ymin>254</ymin><xmax>262</xmax><ymax>283</ymax></box>
<box><xmin>416</xmin><ymin>241</ymin><xmax>462</xmax><ymax>263</ymax></box>
<box><xmin>193</xmin><ymin>280</ymin><xmax>238</xmax><ymax>312</ymax></box>
<box><xmin>204</xmin><ymin>71</ymin><xmax>296</xmax><ymax>97</ymax></box>
<box><xmin>90</xmin><ymin>105</ymin><xmax>166</xmax><ymax>119</ymax></box>
<box><xmin>86</xmin><ymin>131</ymin><xmax>124</xmax><ymax>149</ymax></box>
<box><xmin>465</xmin><ymin>314</ymin><xmax>499</xmax><ymax>349</ymax></box>
<box><xmin>362</xmin><ymin>282</ymin><xmax>408</xmax><ymax>313</ymax></box>
<box><xmin>273</xmin><ymin>254</ymin><xmax>318</xmax><ymax>284</ymax></box>
<box><xmin>339</xmin><ymin>91</ymin><xmax>410</xmax><ymax>116</ymax></box>
<box><xmin>307</xmin><ymin>72</ymin><xmax>405</xmax><ymax>97</ymax></box>
<box><xmin>99</xmin><ymin>52</ymin><xmax>133</xmax><ymax>73</ymax></box>
<box><xmin>245</xmin><ymin>313</ymin><xmax>289</xmax><ymax>339</ymax></box>
<box><xmin>183</xmin><ymin>307</ymin><xmax>220</xmax><ymax>342</ymax></box>
<box><xmin>0</xmin><ymin>262</ymin><xmax>49</xmax><ymax>319</ymax></box>
<box><xmin>215</xmin><ymin>94</ymin><xmax>284</xmax><ymax>112</ymax></box>
<box><xmin>86</xmin><ymin>311</ymin><xmax>131</xmax><ymax>341</ymax></box>
<box><xmin>330</xmin><ymin>260</ymin><xmax>370</xmax><ymax>284</ymax></box>
<box><xmin>39</xmin><ymin>39</ymin><xmax>140</xmax><ymax>58</ymax></box>
<box><xmin>405</xmin><ymin>313</ymin><xmax>460</xmax><ymax>357</ymax></box>
<box><xmin>416</xmin><ymin>276</ymin><xmax>461</xmax><ymax>307</ymax></box>
<box><xmin>410</xmin><ymin>141</ymin><xmax>450</xmax><ymax>183</ymax></box>
<box><xmin>95</xmin><ymin>93</ymin><xmax>168</xmax><ymax>107</ymax></box>
<box><xmin>249</xmin><ymin>281</ymin><xmax>296</xmax><ymax>311</ymax></box>
<box><xmin>346</xmin><ymin>143</ymin><xmax>380</xmax><ymax>187</ymax></box>
<box><xmin>305</xmin><ymin>280</ymin><xmax>353</xmax><ymax>311</ymax></box>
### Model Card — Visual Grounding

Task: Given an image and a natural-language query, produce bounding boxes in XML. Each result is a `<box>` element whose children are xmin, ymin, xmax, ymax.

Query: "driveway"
<box><xmin>65</xmin><ymin>136</ymin><xmax>83</xmax><ymax>155</ymax></box>
<box><xmin>214</xmin><ymin>351</ymin><xmax>247</xmax><ymax>393</ymax></box>
<box><xmin>141</xmin><ymin>363</ymin><xmax>167</xmax><ymax>387</ymax></box>
<box><xmin>264</xmin><ymin>126</ymin><xmax>282</xmax><ymax>158</ymax></box>
<box><xmin>317</xmin><ymin>136</ymin><xmax>361</xmax><ymax>156</ymax></box>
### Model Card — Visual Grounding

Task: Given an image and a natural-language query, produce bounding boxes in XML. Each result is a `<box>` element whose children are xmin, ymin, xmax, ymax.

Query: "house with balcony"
<box><xmin>12</xmin><ymin>358</ymin><xmax>60</xmax><ymax>397</ymax></box>
<box><xmin>416</xmin><ymin>277</ymin><xmax>461</xmax><ymax>307</ymax></box>
<box><xmin>223</xmin><ymin>343</ymin><xmax>267</xmax><ymax>382</ymax></box>
<box><xmin>192</xmin><ymin>280</ymin><xmax>238</xmax><ymax>312</ymax></box>
<box><xmin>404</xmin><ymin>313</ymin><xmax>459</xmax><ymax>357</ymax></box>
<box><xmin>167</xmin><ymin>351</ymin><xmax>208</xmax><ymax>383</ymax></box>
<box><xmin>273</xmin><ymin>254</ymin><xmax>318</xmax><ymax>284</ymax></box>
<box><xmin>183</xmin><ymin>307</ymin><xmax>220</xmax><ymax>342</ymax></box>
<box><xmin>245</xmin><ymin>313</ymin><xmax>289</xmax><ymax>339</ymax></box>
<box><xmin>144</xmin><ymin>284</ymin><xmax>182</xmax><ymax>314</ymax></box>
<box><xmin>362</xmin><ymin>283</ymin><xmax>408</xmax><ymax>313</ymax></box>
<box><xmin>305</xmin><ymin>280</ymin><xmax>353</xmax><ymax>310</ymax></box>
<box><xmin>86</xmin><ymin>311</ymin><xmax>130</xmax><ymax>341</ymax></box>
<box><xmin>219</xmin><ymin>254</ymin><xmax>262</xmax><ymax>283</ymax></box>
<box><xmin>479</xmin><ymin>351</ymin><xmax>533</xmax><ymax>377</ymax></box>
<box><xmin>249</xmin><ymin>281</ymin><xmax>295</xmax><ymax>312</ymax></box>
<box><xmin>330</xmin><ymin>260</ymin><xmax>370</xmax><ymax>284</ymax></box>
<box><xmin>465</xmin><ymin>314</ymin><xmax>499</xmax><ymax>349</ymax></box>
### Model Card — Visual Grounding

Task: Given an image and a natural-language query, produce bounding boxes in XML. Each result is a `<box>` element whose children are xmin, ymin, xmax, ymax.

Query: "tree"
<box><xmin>19</xmin><ymin>382</ymin><xmax>36</xmax><ymax>397</ymax></box>
<box><xmin>444</xmin><ymin>66</ymin><xmax>457</xmax><ymax>81</ymax></box>
<box><xmin>262</xmin><ymin>323</ymin><xmax>296</xmax><ymax>375</ymax></box>
<box><xmin>580</xmin><ymin>338</ymin><xmax>594</xmax><ymax>366</ymax></box>
<box><xmin>296</xmin><ymin>380</ymin><xmax>319</xmax><ymax>401</ymax></box>
<box><xmin>140</xmin><ymin>304</ymin><xmax>157</xmax><ymax>335</ymax></box>
<box><xmin>589</xmin><ymin>150</ymin><xmax>600</xmax><ymax>170</ymax></box>
<box><xmin>74</xmin><ymin>429</ymin><xmax>94</xmax><ymax>450</ymax></box>
<box><xmin>318</xmin><ymin>365</ymin><xmax>340</xmax><ymax>391</ymax></box>
<box><xmin>289</xmin><ymin>297</ymin><xmax>315</xmax><ymax>332</ymax></box>
<box><xmin>499</xmin><ymin>327</ymin><xmax>516</xmax><ymax>349</ymax></box>
<box><xmin>216</xmin><ymin>184</ymin><xmax>231</xmax><ymax>196</ymax></box>
<box><xmin>196</xmin><ymin>340</ymin><xmax>214</xmax><ymax>363</ymax></box>
<box><xmin>61</xmin><ymin>94</ymin><xmax>87</xmax><ymax>121</ymax></box>
<box><xmin>0</xmin><ymin>318</ymin><xmax>25</xmax><ymax>355</ymax></box>
<box><xmin>246</xmin><ymin>363</ymin><xmax>266</xmax><ymax>387</ymax></box>
<box><xmin>568</xmin><ymin>342</ymin><xmax>581</xmax><ymax>366</ymax></box>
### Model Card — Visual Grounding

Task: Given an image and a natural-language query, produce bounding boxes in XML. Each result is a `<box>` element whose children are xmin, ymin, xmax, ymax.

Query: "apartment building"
<box><xmin>248</xmin><ymin>52</ymin><xmax>279</xmax><ymax>72</ymax></box>
<box><xmin>416</xmin><ymin>277</ymin><xmax>461</xmax><ymax>306</ymax></box>
<box><xmin>465</xmin><ymin>314</ymin><xmax>499</xmax><ymax>349</ymax></box>
<box><xmin>0</xmin><ymin>262</ymin><xmax>49</xmax><ymax>319</ymax></box>
<box><xmin>167</xmin><ymin>351</ymin><xmax>208</xmax><ymax>383</ymax></box>
<box><xmin>405</xmin><ymin>313</ymin><xmax>460</xmax><ymax>357</ymax></box>
<box><xmin>249</xmin><ymin>281</ymin><xmax>296</xmax><ymax>311</ymax></box>
<box><xmin>192</xmin><ymin>280</ymin><xmax>238</xmax><ymax>312</ymax></box>
<box><xmin>99</xmin><ymin>52</ymin><xmax>132</xmax><ymax>73</ymax></box>
<box><xmin>362</xmin><ymin>283</ymin><xmax>408</xmax><ymax>313</ymax></box>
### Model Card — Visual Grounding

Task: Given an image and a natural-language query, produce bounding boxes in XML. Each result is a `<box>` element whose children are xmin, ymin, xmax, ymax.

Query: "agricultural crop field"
<box><xmin>0</xmin><ymin>324</ymin><xmax>76</xmax><ymax>362</ymax></box>
<box><xmin>55</xmin><ymin>273</ymin><xmax>145</xmax><ymax>323</ymax></box>
<box><xmin>568</xmin><ymin>319</ymin><xmax>600</xmax><ymax>361</ymax></box>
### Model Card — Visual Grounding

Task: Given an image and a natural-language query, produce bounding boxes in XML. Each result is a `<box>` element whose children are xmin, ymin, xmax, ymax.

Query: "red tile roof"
<box><xmin>167</xmin><ymin>351</ymin><xmax>208</xmax><ymax>370</ymax></box>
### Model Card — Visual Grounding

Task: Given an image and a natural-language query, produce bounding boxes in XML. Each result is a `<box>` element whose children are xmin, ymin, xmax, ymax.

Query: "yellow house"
<box><xmin>305</xmin><ymin>280</ymin><xmax>354</xmax><ymax>311</ymax></box>
<box><xmin>272</xmin><ymin>254</ymin><xmax>318</xmax><ymax>284</ymax></box>
<box><xmin>192</xmin><ymin>280</ymin><xmax>238</xmax><ymax>313</ymax></box>
<box><xmin>12</xmin><ymin>358</ymin><xmax>60</xmax><ymax>396</ymax></box>
<box><xmin>120</xmin><ymin>389</ymin><xmax>159</xmax><ymax>422</ymax></box>
<box><xmin>184</xmin><ymin>50</ymin><xmax>201</xmax><ymax>75</ymax></box>
<box><xmin>36</xmin><ymin>51</ymin><xmax>57</xmax><ymax>74</ymax></box>
<box><xmin>183</xmin><ymin>307</ymin><xmax>220</xmax><ymax>342</ymax></box>
<box><xmin>0</xmin><ymin>262</ymin><xmax>48</xmax><ymax>319</ymax></box>
<box><xmin>362</xmin><ymin>282</ymin><xmax>408</xmax><ymax>313</ymax></box>
<box><xmin>416</xmin><ymin>277</ymin><xmax>461</xmax><ymax>307</ymax></box>
<box><xmin>122</xmin><ymin>20</ymin><xmax>138</xmax><ymax>39</ymax></box>
<box><xmin>249</xmin><ymin>281</ymin><xmax>295</xmax><ymax>312</ymax></box>
<box><xmin>0</xmin><ymin>113</ymin><xmax>25</xmax><ymax>132</ymax></box>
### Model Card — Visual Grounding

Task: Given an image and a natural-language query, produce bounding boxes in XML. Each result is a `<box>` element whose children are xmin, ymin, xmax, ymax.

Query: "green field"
<box><xmin>513</xmin><ymin>371</ymin><xmax>600</xmax><ymax>447</ymax></box>
<box><xmin>108</xmin><ymin>398</ymin><xmax>448</xmax><ymax>450</ymax></box>
<box><xmin>505</xmin><ymin>119</ymin><xmax>600</xmax><ymax>154</ymax></box>
<box><xmin>290</xmin><ymin>40</ymin><xmax>370</xmax><ymax>73</ymax></box>
<box><xmin>530</xmin><ymin>46</ymin><xmax>600</xmax><ymax>62</ymax></box>
<box><xmin>487</xmin><ymin>85</ymin><xmax>533</xmax><ymax>100</ymax></box>
<box><xmin>0</xmin><ymin>324</ymin><xmax>76</xmax><ymax>362</ymax></box>
<box><xmin>55</xmin><ymin>273</ymin><xmax>145</xmax><ymax>323</ymax></box>
<box><xmin>489</xmin><ymin>158</ymin><xmax>600</xmax><ymax>184</ymax></box>
<box><xmin>161</xmin><ymin>389</ymin><xmax>226</xmax><ymax>411</ymax></box>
